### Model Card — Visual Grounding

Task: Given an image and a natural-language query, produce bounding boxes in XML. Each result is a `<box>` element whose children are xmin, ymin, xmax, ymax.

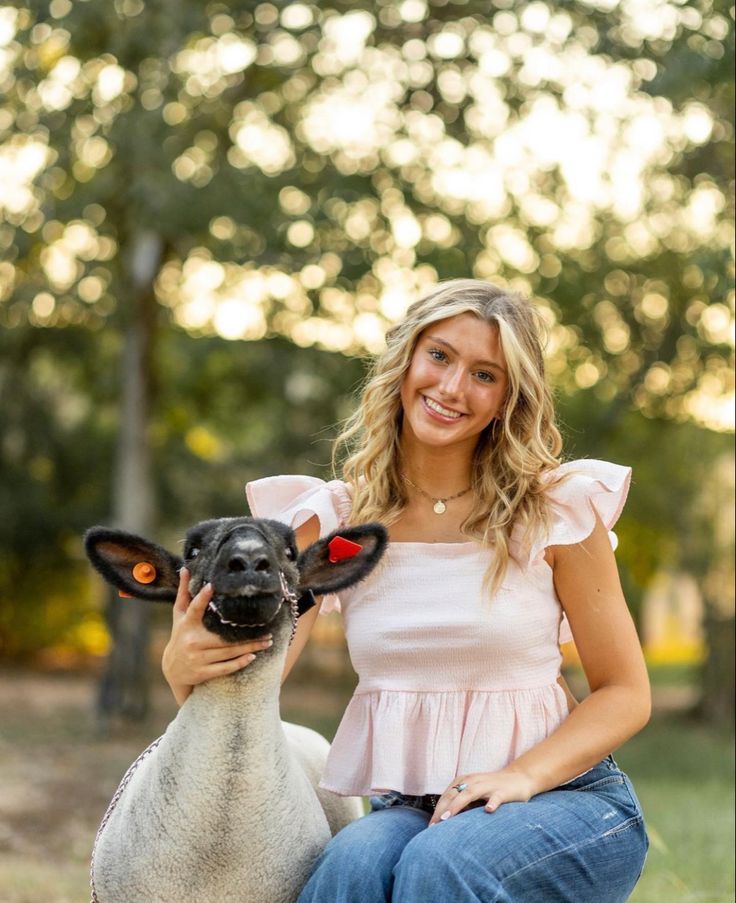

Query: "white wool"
<box><xmin>92</xmin><ymin>611</ymin><xmax>361</xmax><ymax>903</ymax></box>
<box><xmin>282</xmin><ymin>722</ymin><xmax>364</xmax><ymax>834</ymax></box>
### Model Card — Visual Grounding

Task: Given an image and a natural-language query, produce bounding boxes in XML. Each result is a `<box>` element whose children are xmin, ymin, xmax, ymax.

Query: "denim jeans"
<box><xmin>297</xmin><ymin>756</ymin><xmax>648</xmax><ymax>902</ymax></box>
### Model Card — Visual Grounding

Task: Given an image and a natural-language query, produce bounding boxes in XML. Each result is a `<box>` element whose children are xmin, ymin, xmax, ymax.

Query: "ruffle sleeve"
<box><xmin>524</xmin><ymin>459</ymin><xmax>631</xmax><ymax>644</ymax></box>
<box><xmin>244</xmin><ymin>475</ymin><xmax>352</xmax><ymax>614</ymax></box>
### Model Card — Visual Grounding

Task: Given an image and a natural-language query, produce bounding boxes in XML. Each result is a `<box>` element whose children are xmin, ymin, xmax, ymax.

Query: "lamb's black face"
<box><xmin>86</xmin><ymin>518</ymin><xmax>388</xmax><ymax>646</ymax></box>
<box><xmin>182</xmin><ymin>517</ymin><xmax>299</xmax><ymax>641</ymax></box>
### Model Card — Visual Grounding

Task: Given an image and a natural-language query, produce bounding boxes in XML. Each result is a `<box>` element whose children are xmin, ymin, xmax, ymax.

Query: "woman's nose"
<box><xmin>438</xmin><ymin>364</ymin><xmax>466</xmax><ymax>397</ymax></box>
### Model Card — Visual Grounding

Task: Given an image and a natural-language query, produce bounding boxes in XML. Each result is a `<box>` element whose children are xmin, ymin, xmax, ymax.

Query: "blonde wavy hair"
<box><xmin>333</xmin><ymin>279</ymin><xmax>565</xmax><ymax>594</ymax></box>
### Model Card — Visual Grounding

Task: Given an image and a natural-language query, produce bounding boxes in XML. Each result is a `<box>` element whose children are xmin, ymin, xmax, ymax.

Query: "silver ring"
<box><xmin>453</xmin><ymin>782</ymin><xmax>468</xmax><ymax>792</ymax></box>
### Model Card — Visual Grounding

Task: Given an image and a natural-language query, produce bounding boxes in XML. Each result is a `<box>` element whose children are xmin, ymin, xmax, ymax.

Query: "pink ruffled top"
<box><xmin>246</xmin><ymin>459</ymin><xmax>631</xmax><ymax>796</ymax></box>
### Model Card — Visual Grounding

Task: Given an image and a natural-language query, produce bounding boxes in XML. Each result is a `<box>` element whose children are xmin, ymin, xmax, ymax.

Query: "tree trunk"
<box><xmin>97</xmin><ymin>232</ymin><xmax>162</xmax><ymax>729</ymax></box>
<box><xmin>695</xmin><ymin>607</ymin><xmax>736</xmax><ymax>727</ymax></box>
<box><xmin>691</xmin><ymin>452</ymin><xmax>735</xmax><ymax>727</ymax></box>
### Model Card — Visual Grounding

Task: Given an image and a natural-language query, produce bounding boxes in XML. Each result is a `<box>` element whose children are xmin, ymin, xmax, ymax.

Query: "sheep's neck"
<box><xmin>102</xmin><ymin>653</ymin><xmax>309</xmax><ymax>882</ymax></box>
<box><xmin>149</xmin><ymin>614</ymin><xmax>300</xmax><ymax>835</ymax></box>
<box><xmin>169</xmin><ymin>651</ymin><xmax>290</xmax><ymax>776</ymax></box>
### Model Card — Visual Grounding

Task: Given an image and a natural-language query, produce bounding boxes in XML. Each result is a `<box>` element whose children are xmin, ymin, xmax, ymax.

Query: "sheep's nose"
<box><xmin>226</xmin><ymin>554</ymin><xmax>270</xmax><ymax>574</ymax></box>
<box><xmin>227</xmin><ymin>555</ymin><xmax>247</xmax><ymax>573</ymax></box>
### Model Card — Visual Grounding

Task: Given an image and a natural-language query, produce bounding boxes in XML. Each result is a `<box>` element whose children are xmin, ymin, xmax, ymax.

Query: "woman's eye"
<box><xmin>428</xmin><ymin>348</ymin><xmax>446</xmax><ymax>362</ymax></box>
<box><xmin>476</xmin><ymin>371</ymin><xmax>496</xmax><ymax>383</ymax></box>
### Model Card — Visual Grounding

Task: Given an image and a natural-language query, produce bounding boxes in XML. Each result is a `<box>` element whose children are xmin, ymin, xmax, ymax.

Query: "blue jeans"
<box><xmin>297</xmin><ymin>756</ymin><xmax>648</xmax><ymax>902</ymax></box>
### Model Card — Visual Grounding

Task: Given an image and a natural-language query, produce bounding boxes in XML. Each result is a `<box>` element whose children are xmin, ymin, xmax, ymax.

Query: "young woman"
<box><xmin>163</xmin><ymin>280</ymin><xmax>651</xmax><ymax>902</ymax></box>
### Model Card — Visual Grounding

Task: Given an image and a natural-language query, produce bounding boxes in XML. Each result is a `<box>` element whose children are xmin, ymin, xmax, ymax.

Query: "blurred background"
<box><xmin>0</xmin><ymin>1</ymin><xmax>733</xmax><ymax>901</ymax></box>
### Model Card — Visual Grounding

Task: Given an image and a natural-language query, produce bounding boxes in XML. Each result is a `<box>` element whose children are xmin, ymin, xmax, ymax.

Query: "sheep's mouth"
<box><xmin>205</xmin><ymin>592</ymin><xmax>282</xmax><ymax>630</ymax></box>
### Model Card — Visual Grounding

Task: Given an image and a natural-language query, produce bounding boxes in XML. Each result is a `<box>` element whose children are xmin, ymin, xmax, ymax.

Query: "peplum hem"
<box><xmin>319</xmin><ymin>684</ymin><xmax>570</xmax><ymax>797</ymax></box>
<box><xmin>245</xmin><ymin>475</ymin><xmax>353</xmax><ymax>614</ymax></box>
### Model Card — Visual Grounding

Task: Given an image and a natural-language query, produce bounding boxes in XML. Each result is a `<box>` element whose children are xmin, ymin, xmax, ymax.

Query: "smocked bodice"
<box><xmin>342</xmin><ymin>545</ymin><xmax>563</xmax><ymax>693</ymax></box>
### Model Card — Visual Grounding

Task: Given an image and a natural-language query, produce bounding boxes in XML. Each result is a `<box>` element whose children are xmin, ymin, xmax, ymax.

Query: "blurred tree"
<box><xmin>0</xmin><ymin>323</ymin><xmax>117</xmax><ymax>658</ymax></box>
<box><xmin>0</xmin><ymin>0</ymin><xmax>732</xmax><ymax>721</ymax></box>
<box><xmin>560</xmin><ymin>392</ymin><xmax>735</xmax><ymax>723</ymax></box>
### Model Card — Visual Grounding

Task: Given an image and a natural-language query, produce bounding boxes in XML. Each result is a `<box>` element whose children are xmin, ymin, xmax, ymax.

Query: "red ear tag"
<box><xmin>328</xmin><ymin>536</ymin><xmax>363</xmax><ymax>563</ymax></box>
<box><xmin>132</xmin><ymin>562</ymin><xmax>157</xmax><ymax>584</ymax></box>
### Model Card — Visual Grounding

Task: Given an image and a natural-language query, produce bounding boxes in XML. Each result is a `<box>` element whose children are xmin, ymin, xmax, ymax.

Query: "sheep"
<box><xmin>84</xmin><ymin>515</ymin><xmax>387</xmax><ymax>903</ymax></box>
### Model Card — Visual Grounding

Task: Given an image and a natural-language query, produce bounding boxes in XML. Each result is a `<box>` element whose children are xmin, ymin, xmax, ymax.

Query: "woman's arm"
<box><xmin>429</xmin><ymin>511</ymin><xmax>650</xmax><ymax>823</ymax></box>
<box><xmin>162</xmin><ymin>516</ymin><xmax>323</xmax><ymax>704</ymax></box>
<box><xmin>504</xmin><ymin>511</ymin><xmax>651</xmax><ymax>792</ymax></box>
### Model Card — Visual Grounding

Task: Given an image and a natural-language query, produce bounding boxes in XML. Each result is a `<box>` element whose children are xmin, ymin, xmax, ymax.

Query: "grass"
<box><xmin>615</xmin><ymin>714</ymin><xmax>735</xmax><ymax>903</ymax></box>
<box><xmin>0</xmin><ymin>669</ymin><xmax>732</xmax><ymax>902</ymax></box>
<box><xmin>645</xmin><ymin>663</ymin><xmax>701</xmax><ymax>688</ymax></box>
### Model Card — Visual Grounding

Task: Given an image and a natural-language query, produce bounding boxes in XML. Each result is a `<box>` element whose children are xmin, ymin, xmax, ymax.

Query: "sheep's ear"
<box><xmin>84</xmin><ymin>527</ymin><xmax>182</xmax><ymax>602</ymax></box>
<box><xmin>297</xmin><ymin>524</ymin><xmax>387</xmax><ymax>596</ymax></box>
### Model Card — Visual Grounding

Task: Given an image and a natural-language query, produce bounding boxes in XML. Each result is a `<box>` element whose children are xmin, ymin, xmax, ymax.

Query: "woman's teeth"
<box><xmin>423</xmin><ymin>396</ymin><xmax>463</xmax><ymax>419</ymax></box>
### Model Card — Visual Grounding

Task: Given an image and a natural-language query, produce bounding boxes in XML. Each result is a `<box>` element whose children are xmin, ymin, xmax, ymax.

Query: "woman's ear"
<box><xmin>84</xmin><ymin>527</ymin><xmax>182</xmax><ymax>602</ymax></box>
<box><xmin>297</xmin><ymin>524</ymin><xmax>388</xmax><ymax>597</ymax></box>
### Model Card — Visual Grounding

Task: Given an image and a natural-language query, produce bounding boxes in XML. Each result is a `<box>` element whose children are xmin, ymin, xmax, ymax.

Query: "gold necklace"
<box><xmin>403</xmin><ymin>475</ymin><xmax>472</xmax><ymax>515</ymax></box>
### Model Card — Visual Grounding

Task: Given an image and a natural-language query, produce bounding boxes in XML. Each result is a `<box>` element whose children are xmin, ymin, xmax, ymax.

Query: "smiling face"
<box><xmin>399</xmin><ymin>312</ymin><xmax>508</xmax><ymax>456</ymax></box>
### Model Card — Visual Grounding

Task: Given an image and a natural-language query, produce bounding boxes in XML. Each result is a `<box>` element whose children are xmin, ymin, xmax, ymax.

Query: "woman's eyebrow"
<box><xmin>424</xmin><ymin>335</ymin><xmax>507</xmax><ymax>373</ymax></box>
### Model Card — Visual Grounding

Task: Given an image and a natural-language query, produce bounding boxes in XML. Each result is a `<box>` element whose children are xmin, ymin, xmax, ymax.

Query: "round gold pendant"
<box><xmin>433</xmin><ymin>500</ymin><xmax>447</xmax><ymax>514</ymax></box>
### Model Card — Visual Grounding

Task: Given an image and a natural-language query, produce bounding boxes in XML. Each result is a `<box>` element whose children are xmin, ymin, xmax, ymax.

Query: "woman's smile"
<box><xmin>421</xmin><ymin>395</ymin><xmax>466</xmax><ymax>421</ymax></box>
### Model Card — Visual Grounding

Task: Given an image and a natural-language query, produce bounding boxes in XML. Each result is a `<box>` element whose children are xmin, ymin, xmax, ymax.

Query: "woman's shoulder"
<box><xmin>245</xmin><ymin>474</ymin><xmax>353</xmax><ymax>537</ymax></box>
<box><xmin>535</xmin><ymin>458</ymin><xmax>631</xmax><ymax>554</ymax></box>
<box><xmin>543</xmin><ymin>458</ymin><xmax>631</xmax><ymax>518</ymax></box>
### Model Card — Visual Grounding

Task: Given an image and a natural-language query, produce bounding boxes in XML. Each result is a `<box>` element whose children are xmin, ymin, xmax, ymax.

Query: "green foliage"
<box><xmin>0</xmin><ymin>322</ymin><xmax>116</xmax><ymax>657</ymax></box>
<box><xmin>3</xmin><ymin>1</ymin><xmax>732</xmax><ymax>404</ymax></box>
<box><xmin>0</xmin><ymin>0</ymin><xmax>732</xmax><ymax>665</ymax></box>
<box><xmin>558</xmin><ymin>391</ymin><xmax>734</xmax><ymax>629</ymax></box>
<box><xmin>152</xmin><ymin>331</ymin><xmax>366</xmax><ymax>531</ymax></box>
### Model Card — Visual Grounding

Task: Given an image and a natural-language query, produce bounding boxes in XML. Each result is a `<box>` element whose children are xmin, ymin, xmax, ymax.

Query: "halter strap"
<box><xmin>206</xmin><ymin>570</ymin><xmax>301</xmax><ymax>644</ymax></box>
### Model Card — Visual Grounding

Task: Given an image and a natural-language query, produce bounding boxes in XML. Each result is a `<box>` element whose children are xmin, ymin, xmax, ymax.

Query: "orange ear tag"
<box><xmin>328</xmin><ymin>536</ymin><xmax>363</xmax><ymax>563</ymax></box>
<box><xmin>118</xmin><ymin>590</ymin><xmax>133</xmax><ymax>598</ymax></box>
<box><xmin>132</xmin><ymin>562</ymin><xmax>157</xmax><ymax>584</ymax></box>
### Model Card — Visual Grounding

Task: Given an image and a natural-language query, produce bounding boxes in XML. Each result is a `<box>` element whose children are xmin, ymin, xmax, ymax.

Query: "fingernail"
<box><xmin>247</xmin><ymin>654</ymin><xmax>256</xmax><ymax>662</ymax></box>
<box><xmin>204</xmin><ymin>583</ymin><xmax>212</xmax><ymax>592</ymax></box>
<box><xmin>263</xmin><ymin>639</ymin><xmax>273</xmax><ymax>647</ymax></box>
<box><xmin>440</xmin><ymin>811</ymin><xmax>451</xmax><ymax>821</ymax></box>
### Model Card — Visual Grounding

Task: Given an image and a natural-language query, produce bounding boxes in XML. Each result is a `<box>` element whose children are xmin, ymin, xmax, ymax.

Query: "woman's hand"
<box><xmin>428</xmin><ymin>768</ymin><xmax>537</xmax><ymax>825</ymax></box>
<box><xmin>161</xmin><ymin>567</ymin><xmax>274</xmax><ymax>706</ymax></box>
